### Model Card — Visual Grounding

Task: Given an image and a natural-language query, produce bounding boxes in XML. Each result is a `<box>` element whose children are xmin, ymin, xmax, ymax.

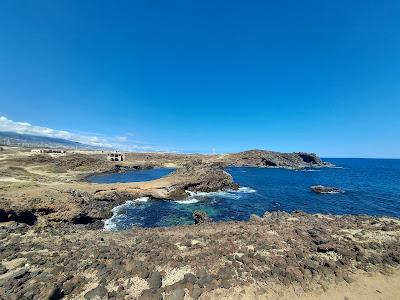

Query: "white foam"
<box><xmin>175</xmin><ymin>198</ymin><xmax>200</xmax><ymax>204</ymax></box>
<box><xmin>212</xmin><ymin>191</ymin><xmax>240</xmax><ymax>199</ymax></box>
<box><xmin>135</xmin><ymin>197</ymin><xmax>149</xmax><ymax>202</ymax></box>
<box><xmin>187</xmin><ymin>190</ymin><xmax>229</xmax><ymax>197</ymax></box>
<box><xmin>325</xmin><ymin>190</ymin><xmax>344</xmax><ymax>194</ymax></box>
<box><xmin>111</xmin><ymin>200</ymin><xmax>135</xmax><ymax>215</ymax></box>
<box><xmin>103</xmin><ymin>198</ymin><xmax>149</xmax><ymax>231</ymax></box>
<box><xmin>237</xmin><ymin>187</ymin><xmax>257</xmax><ymax>193</ymax></box>
<box><xmin>103</xmin><ymin>218</ymin><xmax>118</xmax><ymax>231</ymax></box>
<box><xmin>186</xmin><ymin>187</ymin><xmax>256</xmax><ymax>199</ymax></box>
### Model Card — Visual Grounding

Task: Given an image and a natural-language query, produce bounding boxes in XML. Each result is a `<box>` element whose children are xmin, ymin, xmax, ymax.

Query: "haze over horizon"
<box><xmin>1</xmin><ymin>1</ymin><xmax>399</xmax><ymax>158</ymax></box>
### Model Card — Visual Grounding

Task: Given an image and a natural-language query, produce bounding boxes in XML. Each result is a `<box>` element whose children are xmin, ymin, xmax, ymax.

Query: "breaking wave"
<box><xmin>186</xmin><ymin>186</ymin><xmax>256</xmax><ymax>199</ymax></box>
<box><xmin>324</xmin><ymin>190</ymin><xmax>344</xmax><ymax>194</ymax></box>
<box><xmin>175</xmin><ymin>198</ymin><xmax>200</xmax><ymax>204</ymax></box>
<box><xmin>237</xmin><ymin>187</ymin><xmax>257</xmax><ymax>193</ymax></box>
<box><xmin>187</xmin><ymin>190</ymin><xmax>240</xmax><ymax>199</ymax></box>
<box><xmin>103</xmin><ymin>197</ymin><xmax>150</xmax><ymax>231</ymax></box>
<box><xmin>135</xmin><ymin>197</ymin><xmax>149</xmax><ymax>202</ymax></box>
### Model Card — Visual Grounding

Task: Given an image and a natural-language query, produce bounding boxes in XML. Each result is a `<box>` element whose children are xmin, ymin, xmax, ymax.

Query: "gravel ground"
<box><xmin>0</xmin><ymin>211</ymin><xmax>399</xmax><ymax>299</ymax></box>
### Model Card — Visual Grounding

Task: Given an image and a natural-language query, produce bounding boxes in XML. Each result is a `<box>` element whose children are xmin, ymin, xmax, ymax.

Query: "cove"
<box><xmin>87</xmin><ymin>167</ymin><xmax>175</xmax><ymax>183</ymax></box>
<box><xmin>90</xmin><ymin>159</ymin><xmax>400</xmax><ymax>230</ymax></box>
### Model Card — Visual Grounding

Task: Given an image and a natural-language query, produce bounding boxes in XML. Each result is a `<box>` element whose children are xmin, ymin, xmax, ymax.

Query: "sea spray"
<box><xmin>103</xmin><ymin>197</ymin><xmax>149</xmax><ymax>231</ymax></box>
<box><xmin>175</xmin><ymin>198</ymin><xmax>200</xmax><ymax>204</ymax></box>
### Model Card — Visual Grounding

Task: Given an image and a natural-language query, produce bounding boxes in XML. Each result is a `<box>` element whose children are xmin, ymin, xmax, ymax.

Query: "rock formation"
<box><xmin>164</xmin><ymin>161</ymin><xmax>239</xmax><ymax>199</ymax></box>
<box><xmin>311</xmin><ymin>185</ymin><xmax>344</xmax><ymax>194</ymax></box>
<box><xmin>193</xmin><ymin>210</ymin><xmax>210</xmax><ymax>224</ymax></box>
<box><xmin>219</xmin><ymin>150</ymin><xmax>333</xmax><ymax>168</ymax></box>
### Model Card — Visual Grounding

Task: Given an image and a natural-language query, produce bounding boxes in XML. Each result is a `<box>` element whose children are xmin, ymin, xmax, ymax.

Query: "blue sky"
<box><xmin>0</xmin><ymin>1</ymin><xmax>399</xmax><ymax>157</ymax></box>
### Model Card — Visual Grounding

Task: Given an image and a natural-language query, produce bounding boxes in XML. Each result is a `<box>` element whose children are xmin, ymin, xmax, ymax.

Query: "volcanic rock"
<box><xmin>84</xmin><ymin>285</ymin><xmax>108</xmax><ymax>299</ymax></box>
<box><xmin>219</xmin><ymin>150</ymin><xmax>332</xmax><ymax>168</ymax></box>
<box><xmin>148</xmin><ymin>271</ymin><xmax>162</xmax><ymax>289</ymax></box>
<box><xmin>193</xmin><ymin>211</ymin><xmax>210</xmax><ymax>224</ymax></box>
<box><xmin>166</xmin><ymin>161</ymin><xmax>239</xmax><ymax>198</ymax></box>
<box><xmin>311</xmin><ymin>185</ymin><xmax>344</xmax><ymax>194</ymax></box>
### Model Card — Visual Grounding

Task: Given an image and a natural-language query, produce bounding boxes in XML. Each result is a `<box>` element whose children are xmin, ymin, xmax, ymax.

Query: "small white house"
<box><xmin>107</xmin><ymin>153</ymin><xmax>124</xmax><ymax>162</ymax></box>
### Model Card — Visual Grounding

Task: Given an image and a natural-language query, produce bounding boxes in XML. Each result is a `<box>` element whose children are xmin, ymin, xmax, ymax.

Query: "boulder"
<box><xmin>84</xmin><ymin>285</ymin><xmax>108</xmax><ymax>299</ymax></box>
<box><xmin>147</xmin><ymin>271</ymin><xmax>162</xmax><ymax>289</ymax></box>
<box><xmin>311</xmin><ymin>185</ymin><xmax>344</xmax><ymax>194</ymax></box>
<box><xmin>193</xmin><ymin>211</ymin><xmax>210</xmax><ymax>224</ymax></box>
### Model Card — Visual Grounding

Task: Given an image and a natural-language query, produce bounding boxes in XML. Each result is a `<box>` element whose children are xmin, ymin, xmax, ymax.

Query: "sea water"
<box><xmin>88</xmin><ymin>159</ymin><xmax>400</xmax><ymax>230</ymax></box>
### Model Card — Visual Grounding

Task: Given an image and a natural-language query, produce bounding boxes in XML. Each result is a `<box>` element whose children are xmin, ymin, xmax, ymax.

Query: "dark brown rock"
<box><xmin>193</xmin><ymin>211</ymin><xmax>210</xmax><ymax>224</ymax></box>
<box><xmin>311</xmin><ymin>185</ymin><xmax>344</xmax><ymax>194</ymax></box>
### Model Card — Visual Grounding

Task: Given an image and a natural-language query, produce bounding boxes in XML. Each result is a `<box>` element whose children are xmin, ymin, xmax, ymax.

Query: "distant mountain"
<box><xmin>0</xmin><ymin>131</ymin><xmax>100</xmax><ymax>150</ymax></box>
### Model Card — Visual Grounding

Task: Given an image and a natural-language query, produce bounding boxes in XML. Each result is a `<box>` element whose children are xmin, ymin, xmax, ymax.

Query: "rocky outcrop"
<box><xmin>164</xmin><ymin>161</ymin><xmax>239</xmax><ymax>199</ymax></box>
<box><xmin>311</xmin><ymin>185</ymin><xmax>344</xmax><ymax>194</ymax></box>
<box><xmin>0</xmin><ymin>208</ymin><xmax>37</xmax><ymax>225</ymax></box>
<box><xmin>219</xmin><ymin>150</ymin><xmax>332</xmax><ymax>169</ymax></box>
<box><xmin>193</xmin><ymin>210</ymin><xmax>210</xmax><ymax>224</ymax></box>
<box><xmin>0</xmin><ymin>161</ymin><xmax>239</xmax><ymax>225</ymax></box>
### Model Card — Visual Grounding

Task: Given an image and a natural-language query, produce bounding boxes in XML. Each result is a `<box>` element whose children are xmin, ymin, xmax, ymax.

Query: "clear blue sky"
<box><xmin>0</xmin><ymin>1</ymin><xmax>399</xmax><ymax>157</ymax></box>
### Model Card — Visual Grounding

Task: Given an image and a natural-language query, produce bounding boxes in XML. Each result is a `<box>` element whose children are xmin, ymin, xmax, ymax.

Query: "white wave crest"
<box><xmin>103</xmin><ymin>198</ymin><xmax>149</xmax><ymax>231</ymax></box>
<box><xmin>188</xmin><ymin>190</ymin><xmax>240</xmax><ymax>199</ymax></box>
<box><xmin>175</xmin><ymin>198</ymin><xmax>200</xmax><ymax>204</ymax></box>
<box><xmin>237</xmin><ymin>187</ymin><xmax>256</xmax><ymax>193</ymax></box>
<box><xmin>135</xmin><ymin>197</ymin><xmax>149</xmax><ymax>202</ymax></box>
<box><xmin>186</xmin><ymin>187</ymin><xmax>256</xmax><ymax>199</ymax></box>
<box><xmin>111</xmin><ymin>200</ymin><xmax>135</xmax><ymax>215</ymax></box>
<box><xmin>103</xmin><ymin>219</ymin><xmax>117</xmax><ymax>231</ymax></box>
<box><xmin>325</xmin><ymin>190</ymin><xmax>344</xmax><ymax>194</ymax></box>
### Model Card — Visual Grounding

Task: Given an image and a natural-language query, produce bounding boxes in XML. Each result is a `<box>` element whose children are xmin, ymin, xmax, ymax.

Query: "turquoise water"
<box><xmin>89</xmin><ymin>159</ymin><xmax>400</xmax><ymax>230</ymax></box>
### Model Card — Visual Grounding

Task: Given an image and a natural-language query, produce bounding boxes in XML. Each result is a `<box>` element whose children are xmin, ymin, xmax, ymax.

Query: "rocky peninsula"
<box><xmin>0</xmin><ymin>147</ymin><xmax>399</xmax><ymax>299</ymax></box>
<box><xmin>0</xmin><ymin>149</ymin><xmax>328</xmax><ymax>226</ymax></box>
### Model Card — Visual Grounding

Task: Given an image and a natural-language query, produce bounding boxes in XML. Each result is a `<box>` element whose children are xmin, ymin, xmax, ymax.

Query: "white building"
<box><xmin>107</xmin><ymin>153</ymin><xmax>124</xmax><ymax>162</ymax></box>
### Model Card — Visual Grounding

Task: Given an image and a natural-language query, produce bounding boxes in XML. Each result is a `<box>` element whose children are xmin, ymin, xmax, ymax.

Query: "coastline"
<box><xmin>1</xmin><ymin>148</ymin><xmax>399</xmax><ymax>299</ymax></box>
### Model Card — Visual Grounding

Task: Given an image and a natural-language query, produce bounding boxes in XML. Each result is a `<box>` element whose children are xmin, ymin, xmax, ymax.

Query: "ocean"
<box><xmin>87</xmin><ymin>158</ymin><xmax>400</xmax><ymax>230</ymax></box>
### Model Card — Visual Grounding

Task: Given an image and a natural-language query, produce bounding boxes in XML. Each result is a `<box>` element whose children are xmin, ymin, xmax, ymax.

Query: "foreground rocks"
<box><xmin>0</xmin><ymin>212</ymin><xmax>399</xmax><ymax>299</ymax></box>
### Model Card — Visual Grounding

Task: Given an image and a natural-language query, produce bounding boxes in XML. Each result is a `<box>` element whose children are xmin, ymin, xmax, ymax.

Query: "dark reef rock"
<box><xmin>311</xmin><ymin>185</ymin><xmax>344</xmax><ymax>194</ymax></box>
<box><xmin>297</xmin><ymin>152</ymin><xmax>322</xmax><ymax>164</ymax></box>
<box><xmin>193</xmin><ymin>210</ymin><xmax>210</xmax><ymax>224</ymax></box>
<box><xmin>0</xmin><ymin>208</ymin><xmax>37</xmax><ymax>225</ymax></box>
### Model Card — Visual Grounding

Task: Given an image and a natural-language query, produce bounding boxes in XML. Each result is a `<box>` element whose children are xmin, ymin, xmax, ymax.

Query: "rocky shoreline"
<box><xmin>0</xmin><ymin>149</ymin><xmax>329</xmax><ymax>227</ymax></box>
<box><xmin>1</xmin><ymin>148</ymin><xmax>399</xmax><ymax>299</ymax></box>
<box><xmin>0</xmin><ymin>211</ymin><xmax>399</xmax><ymax>299</ymax></box>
